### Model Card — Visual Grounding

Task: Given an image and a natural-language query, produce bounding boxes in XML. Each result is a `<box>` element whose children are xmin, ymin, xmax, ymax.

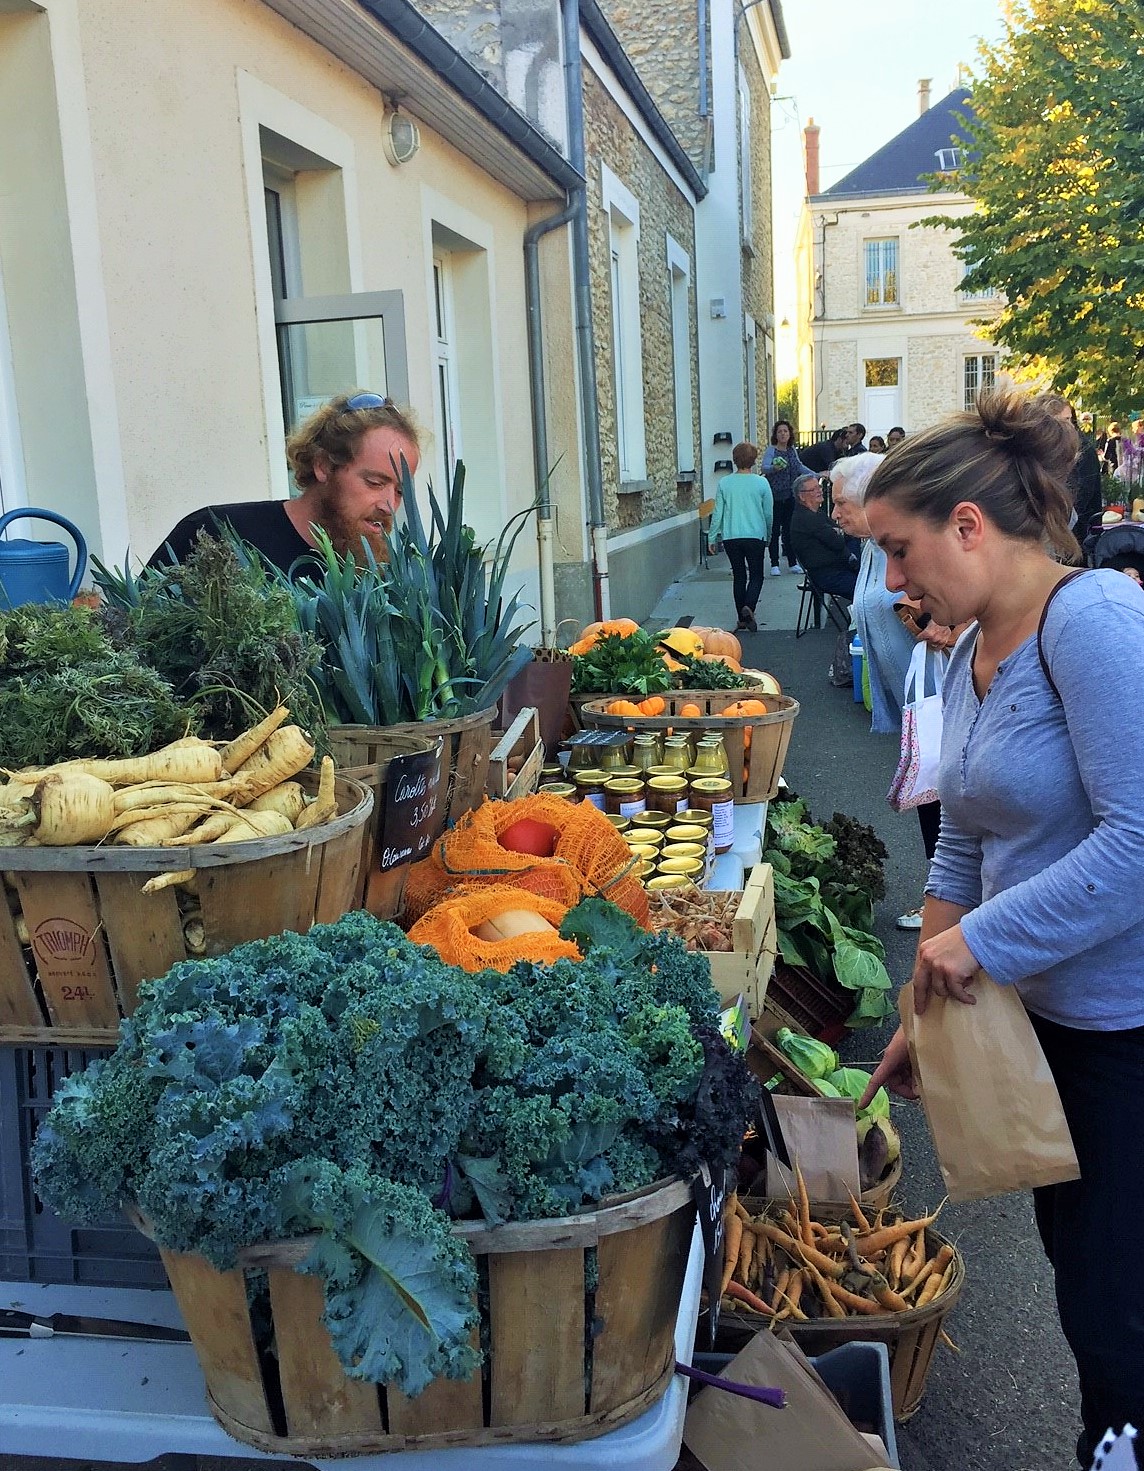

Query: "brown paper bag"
<box><xmin>763</xmin><ymin>1095</ymin><xmax>860</xmax><ymax>1202</ymax></box>
<box><xmin>901</xmin><ymin>972</ymin><xmax>1080</xmax><ymax>1201</ymax></box>
<box><xmin>683</xmin><ymin>1331</ymin><xmax>892</xmax><ymax>1471</ymax></box>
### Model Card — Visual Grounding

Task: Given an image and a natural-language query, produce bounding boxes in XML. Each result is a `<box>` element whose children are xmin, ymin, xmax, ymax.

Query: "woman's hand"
<box><xmin>860</xmin><ymin>1026</ymin><xmax>918</xmax><ymax>1103</ymax></box>
<box><xmin>913</xmin><ymin>924</ymin><xmax>980</xmax><ymax>1014</ymax></box>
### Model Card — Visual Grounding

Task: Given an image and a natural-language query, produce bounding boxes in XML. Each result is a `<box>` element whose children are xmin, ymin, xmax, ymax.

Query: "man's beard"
<box><xmin>315</xmin><ymin>487</ymin><xmax>391</xmax><ymax>562</ymax></box>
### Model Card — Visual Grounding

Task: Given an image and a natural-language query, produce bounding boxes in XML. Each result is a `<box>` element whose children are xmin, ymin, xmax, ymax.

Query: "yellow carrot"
<box><xmin>855</xmin><ymin>1205</ymin><xmax>943</xmax><ymax>1257</ymax></box>
<box><xmin>721</xmin><ymin>1213</ymin><xmax>744</xmax><ymax>1298</ymax></box>
<box><xmin>219</xmin><ymin>706</ymin><xmax>290</xmax><ymax>775</ymax></box>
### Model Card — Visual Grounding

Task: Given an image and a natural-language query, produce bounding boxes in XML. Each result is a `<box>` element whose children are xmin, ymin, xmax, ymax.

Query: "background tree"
<box><xmin>776</xmin><ymin>377</ymin><xmax>799</xmax><ymax>432</ymax></box>
<box><xmin>929</xmin><ymin>0</ymin><xmax>1143</xmax><ymax>411</ymax></box>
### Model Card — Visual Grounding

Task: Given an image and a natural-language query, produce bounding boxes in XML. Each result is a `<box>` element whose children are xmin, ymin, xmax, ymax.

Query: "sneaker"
<box><xmin>739</xmin><ymin>605</ymin><xmax>758</xmax><ymax>633</ymax></box>
<box><xmin>896</xmin><ymin>906</ymin><xmax>924</xmax><ymax>930</ymax></box>
<box><xmin>770</xmin><ymin>565</ymin><xmax>782</xmax><ymax>577</ymax></box>
<box><xmin>789</xmin><ymin>563</ymin><xmax>803</xmax><ymax>574</ymax></box>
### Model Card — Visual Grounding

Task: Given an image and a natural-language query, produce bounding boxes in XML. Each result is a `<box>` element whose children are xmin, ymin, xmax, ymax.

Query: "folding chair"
<box><xmin>795</xmin><ymin>573</ymin><xmax>850</xmax><ymax>638</ymax></box>
<box><xmin>697</xmin><ymin>499</ymin><xmax>716</xmax><ymax>568</ymax></box>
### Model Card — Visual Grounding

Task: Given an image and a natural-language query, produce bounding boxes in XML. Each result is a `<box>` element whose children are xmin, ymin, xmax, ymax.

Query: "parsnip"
<box><xmin>13</xmin><ymin>741</ymin><xmax>223</xmax><ymax>788</ymax></box>
<box><xmin>230</xmin><ymin>727</ymin><xmax>315</xmax><ymax>802</ymax></box>
<box><xmin>247</xmin><ymin>781</ymin><xmax>307</xmax><ymax>824</ymax></box>
<box><xmin>29</xmin><ymin>773</ymin><xmax>117</xmax><ymax>845</ymax></box>
<box><xmin>113</xmin><ymin>808</ymin><xmax>210</xmax><ymax>846</ymax></box>
<box><xmin>294</xmin><ymin>756</ymin><xmax>336</xmax><ymax>831</ymax></box>
<box><xmin>220</xmin><ymin>706</ymin><xmax>290</xmax><ymax>775</ymax></box>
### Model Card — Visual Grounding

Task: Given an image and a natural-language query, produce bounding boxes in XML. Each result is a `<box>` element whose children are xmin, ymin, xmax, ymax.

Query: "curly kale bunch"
<box><xmin>31</xmin><ymin>902</ymin><xmax>742</xmax><ymax>1397</ymax></box>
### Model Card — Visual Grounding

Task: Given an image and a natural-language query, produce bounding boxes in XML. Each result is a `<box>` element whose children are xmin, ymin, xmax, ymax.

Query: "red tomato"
<box><xmin>498</xmin><ymin>817</ymin><xmax>558</xmax><ymax>857</ymax></box>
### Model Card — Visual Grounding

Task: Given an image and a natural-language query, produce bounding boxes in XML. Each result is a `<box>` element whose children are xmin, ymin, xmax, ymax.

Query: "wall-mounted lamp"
<box><xmin>710</xmin><ymin>297</ymin><xmax>727</xmax><ymax>319</ymax></box>
<box><xmin>382</xmin><ymin>106</ymin><xmax>421</xmax><ymax>166</ymax></box>
<box><xmin>714</xmin><ymin>460</ymin><xmax>734</xmax><ymax>473</ymax></box>
<box><xmin>713</xmin><ymin>431</ymin><xmax>734</xmax><ymax>445</ymax></box>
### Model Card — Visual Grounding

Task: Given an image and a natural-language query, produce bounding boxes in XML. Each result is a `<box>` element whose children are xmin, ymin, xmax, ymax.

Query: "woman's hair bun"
<box><xmin>975</xmin><ymin>385</ymin><xmax>1076</xmax><ymax>483</ymax></box>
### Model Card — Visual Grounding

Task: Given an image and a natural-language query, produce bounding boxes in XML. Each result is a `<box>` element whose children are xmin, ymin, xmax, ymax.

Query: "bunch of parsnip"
<box><xmin>719</xmin><ymin>1168</ymin><xmax>957</xmax><ymax>1334</ymax></box>
<box><xmin>0</xmin><ymin>706</ymin><xmax>338</xmax><ymax>890</ymax></box>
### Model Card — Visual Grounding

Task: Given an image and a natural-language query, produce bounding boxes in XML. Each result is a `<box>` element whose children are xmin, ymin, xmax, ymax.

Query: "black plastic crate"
<box><xmin>0</xmin><ymin>1046</ymin><xmax>166</xmax><ymax>1287</ymax></box>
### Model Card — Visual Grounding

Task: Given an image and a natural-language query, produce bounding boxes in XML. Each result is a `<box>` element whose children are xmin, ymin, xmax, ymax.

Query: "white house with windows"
<box><xmin>793</xmin><ymin>84</ymin><xmax>1002</xmax><ymax>440</ymax></box>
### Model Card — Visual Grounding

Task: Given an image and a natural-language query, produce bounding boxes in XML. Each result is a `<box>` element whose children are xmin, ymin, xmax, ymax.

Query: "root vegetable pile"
<box><xmin>720</xmin><ymin>1168</ymin><xmax>958</xmax><ymax>1328</ymax></box>
<box><xmin>647</xmin><ymin>887</ymin><xmax>739</xmax><ymax>952</ymax></box>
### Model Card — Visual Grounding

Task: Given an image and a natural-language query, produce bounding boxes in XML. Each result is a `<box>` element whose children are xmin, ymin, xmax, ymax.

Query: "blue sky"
<box><xmin>770</xmin><ymin>0</ymin><xmax>1006</xmax><ymax>374</ymax></box>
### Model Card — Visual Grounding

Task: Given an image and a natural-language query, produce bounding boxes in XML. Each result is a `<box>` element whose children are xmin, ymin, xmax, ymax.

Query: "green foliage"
<box><xmin>570</xmin><ymin>628</ymin><xmax>673</xmax><ymax>696</ymax></box>
<box><xmin>94</xmin><ymin>533</ymin><xmax>325</xmax><ymax>742</ymax></box>
<box><xmin>674</xmin><ymin>652</ymin><xmax>755</xmax><ymax>690</ymax></box>
<box><xmin>776</xmin><ymin>377</ymin><xmax>799</xmax><ymax>429</ymax></box>
<box><xmin>32</xmin><ymin>904</ymin><xmax>750</xmax><ymax>1395</ymax></box>
<box><xmin>286</xmin><ymin>463</ymin><xmax>536</xmax><ymax>725</ymax></box>
<box><xmin>0</xmin><ymin>603</ymin><xmax>194</xmax><ymax>768</ymax></box>
<box><xmin>923</xmin><ymin>0</ymin><xmax>1144</xmax><ymax>405</ymax></box>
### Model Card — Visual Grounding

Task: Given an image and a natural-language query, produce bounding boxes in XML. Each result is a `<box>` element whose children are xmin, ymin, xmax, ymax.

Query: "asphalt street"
<box><xmin>652</xmin><ymin>558</ymin><xmax>1080</xmax><ymax>1471</ymax></box>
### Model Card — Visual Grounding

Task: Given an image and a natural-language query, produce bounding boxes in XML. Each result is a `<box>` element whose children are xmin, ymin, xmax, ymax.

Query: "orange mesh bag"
<box><xmin>407</xmin><ymin>889</ymin><xmax>581</xmax><ymax>972</ymax></box>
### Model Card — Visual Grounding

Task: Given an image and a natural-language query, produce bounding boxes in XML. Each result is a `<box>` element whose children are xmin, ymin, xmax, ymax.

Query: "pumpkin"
<box><xmin>662</xmin><ymin>653</ymin><xmax>686</xmax><ymax>673</ymax></box>
<box><xmin>567</xmin><ymin>635</ymin><xmax>598</xmax><ymax>656</ymax></box>
<box><xmin>678</xmin><ymin>702</ymin><xmax>702</xmax><ymax>719</ymax></box>
<box><xmin>739</xmin><ymin>699</ymin><xmax>768</xmax><ymax>716</ymax></box>
<box><xmin>699</xmin><ymin>653</ymin><xmax>742</xmax><ymax>674</ymax></box>
<box><xmin>639</xmin><ymin>696</ymin><xmax>666</xmax><ymax>717</ymax></box>
<box><xmin>606</xmin><ymin>699</ymin><xmax>644</xmax><ymax>717</ymax></box>
<box><xmin>702</xmin><ymin>629</ymin><xmax>742</xmax><ymax>662</ymax></box>
<box><xmin>659</xmin><ymin>627</ymin><xmax>705</xmax><ymax>659</ymax></box>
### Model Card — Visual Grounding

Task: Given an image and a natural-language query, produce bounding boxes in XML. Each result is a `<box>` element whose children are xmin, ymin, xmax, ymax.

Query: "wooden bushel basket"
<box><xmin>152</xmin><ymin>1178</ymin><xmax>697</xmax><ymax>1456</ymax></box>
<box><xmin>0</xmin><ymin>772</ymin><xmax>372</xmax><ymax>1048</ymax></box>
<box><xmin>325</xmin><ymin>729</ymin><xmax>439</xmax><ymax>922</ymax></box>
<box><xmin>326</xmin><ymin>705</ymin><xmax>497</xmax><ymax>836</ymax></box>
<box><xmin>579</xmin><ymin>692</ymin><xmax>800</xmax><ymax>802</ymax></box>
<box><xmin>716</xmin><ymin>1214</ymin><xmax>963</xmax><ymax>1421</ymax></box>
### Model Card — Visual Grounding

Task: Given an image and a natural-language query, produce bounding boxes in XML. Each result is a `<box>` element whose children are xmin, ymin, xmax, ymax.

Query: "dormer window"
<box><xmin>935</xmin><ymin>147</ymin><xmax>961</xmax><ymax>171</ymax></box>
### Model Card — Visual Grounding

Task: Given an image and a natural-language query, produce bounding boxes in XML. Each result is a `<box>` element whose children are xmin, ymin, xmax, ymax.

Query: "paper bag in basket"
<box><xmin>901</xmin><ymin>973</ymin><xmax>1079</xmax><ymax>1202</ymax></box>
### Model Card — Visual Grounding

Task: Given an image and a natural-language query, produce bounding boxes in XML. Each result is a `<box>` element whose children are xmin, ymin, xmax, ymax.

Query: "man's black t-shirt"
<box><xmin>799</xmin><ymin>439</ymin><xmax>839</xmax><ymax>474</ymax></box>
<box><xmin>148</xmin><ymin>502</ymin><xmax>316</xmax><ymax>577</ymax></box>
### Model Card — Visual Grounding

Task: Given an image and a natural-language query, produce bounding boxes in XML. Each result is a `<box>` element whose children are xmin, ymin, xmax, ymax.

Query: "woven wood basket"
<box><xmin>578</xmin><ymin>692</ymin><xmax>800</xmax><ymax>802</ymax></box>
<box><xmin>0</xmin><ymin>772</ymin><xmax>372</xmax><ymax>1047</ymax></box>
<box><xmin>152</xmin><ymin>1177</ymin><xmax>697</xmax><ymax>1456</ymax></box>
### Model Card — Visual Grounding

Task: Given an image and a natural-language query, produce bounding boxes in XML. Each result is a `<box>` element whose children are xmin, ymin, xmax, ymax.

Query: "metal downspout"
<box><xmin>562</xmin><ymin>0</ymin><xmax>610</xmax><ymax>619</ymax></box>
<box><xmin>524</xmin><ymin>198</ymin><xmax>578</xmax><ymax>645</ymax></box>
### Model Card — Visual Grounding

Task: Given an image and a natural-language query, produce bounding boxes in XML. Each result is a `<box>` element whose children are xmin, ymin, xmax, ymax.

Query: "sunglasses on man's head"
<box><xmin>344</xmin><ymin>392</ymin><xmax>394</xmax><ymax>411</ymax></box>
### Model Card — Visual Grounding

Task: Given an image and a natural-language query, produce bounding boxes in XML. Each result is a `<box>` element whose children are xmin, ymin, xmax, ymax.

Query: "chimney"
<box><xmin>804</xmin><ymin>118</ymin><xmax>820</xmax><ymax>196</ymax></box>
<box><xmin>918</xmin><ymin>78</ymin><xmax>932</xmax><ymax>115</ymax></box>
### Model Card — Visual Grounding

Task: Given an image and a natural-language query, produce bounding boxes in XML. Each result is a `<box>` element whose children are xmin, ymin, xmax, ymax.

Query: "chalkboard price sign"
<box><xmin>377</xmin><ymin>746</ymin><xmax>443</xmax><ymax>873</ymax></box>
<box><xmin>693</xmin><ymin>1161</ymin><xmax>728</xmax><ymax>1349</ymax></box>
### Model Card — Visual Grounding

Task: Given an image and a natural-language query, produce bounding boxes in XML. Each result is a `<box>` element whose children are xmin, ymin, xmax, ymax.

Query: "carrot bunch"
<box><xmin>719</xmin><ymin>1166</ymin><xmax>958</xmax><ymax>1333</ymax></box>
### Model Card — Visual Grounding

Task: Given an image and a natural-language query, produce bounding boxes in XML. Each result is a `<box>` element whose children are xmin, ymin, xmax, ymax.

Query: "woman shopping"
<box><xmin>708</xmin><ymin>441</ymin><xmax>773</xmax><ymax>632</ymax></box>
<box><xmin>861</xmin><ymin>386</ymin><xmax>1144</xmax><ymax>1467</ymax></box>
<box><xmin>831</xmin><ymin>453</ymin><xmax>967</xmax><ymax>928</ymax></box>
<box><xmin>762</xmin><ymin>421</ymin><xmax>810</xmax><ymax>576</ymax></box>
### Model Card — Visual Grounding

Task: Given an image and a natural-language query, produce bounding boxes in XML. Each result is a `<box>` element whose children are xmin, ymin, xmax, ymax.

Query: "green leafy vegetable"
<box><xmin>571</xmin><ymin>629</ymin><xmax>673</xmax><ymax>696</ymax></box>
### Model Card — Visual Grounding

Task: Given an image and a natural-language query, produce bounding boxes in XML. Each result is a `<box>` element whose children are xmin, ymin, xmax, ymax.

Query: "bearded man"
<box><xmin>149</xmin><ymin>391</ymin><xmax>420</xmax><ymax>575</ymax></box>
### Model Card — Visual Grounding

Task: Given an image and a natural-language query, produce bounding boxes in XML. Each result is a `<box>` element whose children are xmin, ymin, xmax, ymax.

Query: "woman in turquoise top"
<box><xmin>709</xmin><ymin>441</ymin><xmax>774</xmax><ymax>632</ymax></box>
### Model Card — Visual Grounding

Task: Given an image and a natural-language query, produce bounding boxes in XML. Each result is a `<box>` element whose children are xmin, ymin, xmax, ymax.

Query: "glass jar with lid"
<box><xmin>572</xmin><ymin>769</ymin><xmax>609</xmax><ymax>809</ymax></box>
<box><xmin>661</xmin><ymin>733</ymin><xmax>694</xmax><ymax>773</ymax></box>
<box><xmin>630</xmin><ymin>732</ymin><xmax>663</xmax><ymax>773</ymax></box>
<box><xmin>599</xmin><ymin>740</ymin><xmax>635</xmax><ymax>773</ymax></box>
<box><xmin>646</xmin><ymin>773</ymin><xmax>689</xmax><ymax>815</ymax></box>
<box><xmin>691</xmin><ymin>734</ymin><xmax>730</xmax><ymax>777</ymax></box>
<box><xmin>605</xmin><ymin>776</ymin><xmax>647</xmax><ymax>820</ymax></box>
<box><xmin>538</xmin><ymin>780</ymin><xmax>577</xmax><ymax>801</ymax></box>
<box><xmin>688</xmin><ymin>776</ymin><xmax>735</xmax><ymax>853</ymax></box>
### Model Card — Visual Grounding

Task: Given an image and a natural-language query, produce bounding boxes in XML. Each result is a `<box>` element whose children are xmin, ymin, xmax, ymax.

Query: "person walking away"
<box><xmin>708</xmin><ymin>441</ymin><xmax>774</xmax><ymax>632</ymax></box>
<box><xmin>150</xmin><ymin>392</ymin><xmax>421</xmax><ymax>576</ymax></box>
<box><xmin>762</xmin><ymin>421</ymin><xmax>810</xmax><ymax>575</ymax></box>
<box><xmin>831</xmin><ymin>453</ymin><xmax>968</xmax><ymax>929</ymax></box>
<box><xmin>860</xmin><ymin>385</ymin><xmax>1144</xmax><ymax>1468</ymax></box>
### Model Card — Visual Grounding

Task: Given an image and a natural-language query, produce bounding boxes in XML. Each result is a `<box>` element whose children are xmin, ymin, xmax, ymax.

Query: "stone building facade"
<box><xmin>794</xmin><ymin>86</ymin><xmax>1002</xmax><ymax>440</ymax></box>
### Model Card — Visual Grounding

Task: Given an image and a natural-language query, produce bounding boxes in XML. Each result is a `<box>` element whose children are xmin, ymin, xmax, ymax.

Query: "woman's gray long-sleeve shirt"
<box><xmin>926</xmin><ymin>570</ymin><xmax>1144</xmax><ymax>1030</ymax></box>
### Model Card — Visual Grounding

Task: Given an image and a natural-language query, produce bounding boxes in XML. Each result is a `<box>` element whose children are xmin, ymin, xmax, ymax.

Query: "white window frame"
<box><xmin>601</xmin><ymin>163</ymin><xmax>646</xmax><ymax>483</ymax></box>
<box><xmin>738</xmin><ymin>65</ymin><xmax>753</xmax><ymax>245</ymax></box>
<box><xmin>956</xmin><ymin>261</ymin><xmax>998</xmax><ymax>303</ymax></box>
<box><xmin>964</xmin><ymin>353</ymin><xmax>997</xmax><ymax>411</ymax></box>
<box><xmin>666</xmin><ymin>236</ymin><xmax>695</xmax><ymax>476</ymax></box>
<box><xmin>432</xmin><ymin>254</ymin><xmax>463</xmax><ymax>491</ymax></box>
<box><xmin>864</xmin><ymin>237</ymin><xmax>899</xmax><ymax>308</ymax></box>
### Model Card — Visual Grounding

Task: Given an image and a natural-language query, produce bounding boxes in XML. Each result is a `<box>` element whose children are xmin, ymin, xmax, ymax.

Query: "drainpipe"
<box><xmin>524</xmin><ymin>197</ymin><xmax>578</xmax><ymax>644</ymax></box>
<box><xmin>562</xmin><ymin>0</ymin><xmax>610</xmax><ymax>619</ymax></box>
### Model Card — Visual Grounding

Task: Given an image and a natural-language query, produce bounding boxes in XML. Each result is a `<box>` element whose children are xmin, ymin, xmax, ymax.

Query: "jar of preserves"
<box><xmin>646</xmin><ymin>773</ymin><xmax>689</xmax><ymax>815</ymax></box>
<box><xmin>625</xmin><ymin>827</ymin><xmax>664</xmax><ymax>852</ymax></box>
<box><xmin>660</xmin><ymin>842</ymin><xmax>706</xmax><ymax>863</ymax></box>
<box><xmin>605</xmin><ymin>776</ymin><xmax>647</xmax><ymax>819</ymax></box>
<box><xmin>676</xmin><ymin>808</ymin><xmax>714</xmax><ymax>834</ymax></box>
<box><xmin>604</xmin><ymin>813</ymin><xmax>631</xmax><ymax>833</ymax></box>
<box><xmin>631</xmin><ymin>809</ymin><xmax>671</xmax><ymax>830</ymax></box>
<box><xmin>656</xmin><ymin>856</ymin><xmax>705</xmax><ymax>882</ymax></box>
<box><xmin>540</xmin><ymin>763</ymin><xmax>564</xmax><ymax>783</ymax></box>
<box><xmin>645</xmin><ymin>872</ymin><xmax>693</xmax><ymax>893</ymax></box>
<box><xmin>666</xmin><ymin>823</ymin><xmax>708</xmax><ymax>846</ymax></box>
<box><xmin>572</xmin><ymin>769</ymin><xmax>609</xmax><ymax>809</ymax></box>
<box><xmin>599</xmin><ymin>741</ymin><xmax>634</xmax><ymax>773</ymax></box>
<box><xmin>538</xmin><ymin>781</ymin><xmax>577</xmax><ymax>801</ymax></box>
<box><xmin>688</xmin><ymin>776</ymin><xmax>734</xmax><ymax>853</ymax></box>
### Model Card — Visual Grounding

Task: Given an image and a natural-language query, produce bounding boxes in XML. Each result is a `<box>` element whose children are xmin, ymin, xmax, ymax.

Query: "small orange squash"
<box><xmin>739</xmin><ymin>698</ymin><xmax>768</xmax><ymax>716</ymax></box>
<box><xmin>678</xmin><ymin>702</ymin><xmax>702</xmax><ymax>719</ymax></box>
<box><xmin>606</xmin><ymin>699</ymin><xmax>643</xmax><ymax>717</ymax></box>
<box><xmin>702</xmin><ymin>629</ymin><xmax>742</xmax><ymax>661</ymax></box>
<box><xmin>639</xmin><ymin>695</ymin><xmax>666</xmax><ymax>717</ymax></box>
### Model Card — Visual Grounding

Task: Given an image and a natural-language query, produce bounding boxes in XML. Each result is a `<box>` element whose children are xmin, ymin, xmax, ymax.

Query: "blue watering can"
<box><xmin>0</xmin><ymin>508</ymin><xmax>89</xmax><ymax>608</ymax></box>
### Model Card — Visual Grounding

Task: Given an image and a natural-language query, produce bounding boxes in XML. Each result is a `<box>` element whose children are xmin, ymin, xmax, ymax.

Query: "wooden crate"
<box><xmin>150</xmin><ymin>1178</ymin><xmax>696</xmax><ymax>1456</ymax></box>
<box><xmin>0</xmin><ymin>773</ymin><xmax>372</xmax><ymax>1047</ymax></box>
<box><xmin>486</xmin><ymin>706</ymin><xmax>544</xmax><ymax>801</ymax></box>
<box><xmin>579</xmin><ymin>691</ymin><xmax>800</xmax><ymax>801</ymax></box>
<box><xmin>705</xmin><ymin>863</ymin><xmax>777</xmax><ymax>1019</ymax></box>
<box><xmin>717</xmin><ymin>1205</ymin><xmax>963</xmax><ymax>1421</ymax></box>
